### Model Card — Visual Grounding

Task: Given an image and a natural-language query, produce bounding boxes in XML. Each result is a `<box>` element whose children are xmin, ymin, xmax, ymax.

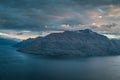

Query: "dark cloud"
<box><xmin>0</xmin><ymin>0</ymin><xmax>120</xmax><ymax>33</ymax></box>
<box><xmin>73</xmin><ymin>0</ymin><xmax>120</xmax><ymax>6</ymax></box>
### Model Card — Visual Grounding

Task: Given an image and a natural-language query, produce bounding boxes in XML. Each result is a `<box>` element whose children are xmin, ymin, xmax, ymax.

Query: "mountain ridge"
<box><xmin>16</xmin><ymin>29</ymin><xmax>120</xmax><ymax>57</ymax></box>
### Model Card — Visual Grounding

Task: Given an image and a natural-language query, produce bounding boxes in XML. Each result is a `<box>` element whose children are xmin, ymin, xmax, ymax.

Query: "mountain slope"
<box><xmin>18</xmin><ymin>29</ymin><xmax>119</xmax><ymax>57</ymax></box>
<box><xmin>13</xmin><ymin>38</ymin><xmax>34</xmax><ymax>48</ymax></box>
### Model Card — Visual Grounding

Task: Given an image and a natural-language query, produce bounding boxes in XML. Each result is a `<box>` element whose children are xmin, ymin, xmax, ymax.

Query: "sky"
<box><xmin>0</xmin><ymin>0</ymin><xmax>120</xmax><ymax>40</ymax></box>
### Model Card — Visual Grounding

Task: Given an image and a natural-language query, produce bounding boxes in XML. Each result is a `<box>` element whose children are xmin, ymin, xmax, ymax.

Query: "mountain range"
<box><xmin>16</xmin><ymin>29</ymin><xmax>120</xmax><ymax>57</ymax></box>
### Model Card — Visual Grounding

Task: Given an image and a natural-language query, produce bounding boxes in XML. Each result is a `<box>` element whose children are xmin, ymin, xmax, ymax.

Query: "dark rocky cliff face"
<box><xmin>17</xmin><ymin>29</ymin><xmax>120</xmax><ymax>57</ymax></box>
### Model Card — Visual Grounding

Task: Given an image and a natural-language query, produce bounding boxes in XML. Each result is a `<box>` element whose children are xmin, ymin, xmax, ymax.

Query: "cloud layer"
<box><xmin>0</xmin><ymin>0</ymin><xmax>120</xmax><ymax>39</ymax></box>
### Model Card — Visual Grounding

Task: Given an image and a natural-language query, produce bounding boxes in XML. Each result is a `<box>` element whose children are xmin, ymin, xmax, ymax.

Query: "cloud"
<box><xmin>0</xmin><ymin>0</ymin><xmax>120</xmax><ymax>39</ymax></box>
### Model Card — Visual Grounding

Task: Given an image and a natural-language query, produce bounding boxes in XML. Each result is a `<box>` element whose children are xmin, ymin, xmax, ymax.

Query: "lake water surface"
<box><xmin>1</xmin><ymin>45</ymin><xmax>120</xmax><ymax>80</ymax></box>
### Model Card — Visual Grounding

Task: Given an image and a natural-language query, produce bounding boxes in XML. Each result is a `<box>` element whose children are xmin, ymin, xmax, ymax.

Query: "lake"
<box><xmin>1</xmin><ymin>45</ymin><xmax>120</xmax><ymax>80</ymax></box>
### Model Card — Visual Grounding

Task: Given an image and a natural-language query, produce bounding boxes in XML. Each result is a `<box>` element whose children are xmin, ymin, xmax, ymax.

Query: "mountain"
<box><xmin>13</xmin><ymin>38</ymin><xmax>34</xmax><ymax>48</ymax></box>
<box><xmin>111</xmin><ymin>39</ymin><xmax>120</xmax><ymax>47</ymax></box>
<box><xmin>0</xmin><ymin>38</ymin><xmax>17</xmax><ymax>45</ymax></box>
<box><xmin>111</xmin><ymin>39</ymin><xmax>120</xmax><ymax>53</ymax></box>
<box><xmin>17</xmin><ymin>29</ymin><xmax>120</xmax><ymax>57</ymax></box>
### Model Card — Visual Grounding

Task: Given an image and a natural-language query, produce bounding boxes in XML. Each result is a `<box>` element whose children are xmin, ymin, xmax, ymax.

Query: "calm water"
<box><xmin>1</xmin><ymin>45</ymin><xmax>120</xmax><ymax>80</ymax></box>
